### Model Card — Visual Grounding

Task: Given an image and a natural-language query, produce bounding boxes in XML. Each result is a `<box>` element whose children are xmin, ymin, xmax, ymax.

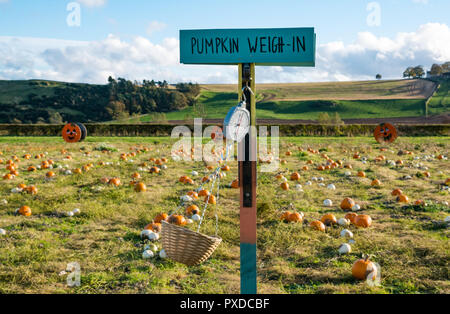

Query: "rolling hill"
<box><xmin>0</xmin><ymin>78</ymin><xmax>448</xmax><ymax>124</ymax></box>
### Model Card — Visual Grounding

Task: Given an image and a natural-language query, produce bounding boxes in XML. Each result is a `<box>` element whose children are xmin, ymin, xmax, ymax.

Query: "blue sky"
<box><xmin>0</xmin><ymin>0</ymin><xmax>449</xmax><ymax>83</ymax></box>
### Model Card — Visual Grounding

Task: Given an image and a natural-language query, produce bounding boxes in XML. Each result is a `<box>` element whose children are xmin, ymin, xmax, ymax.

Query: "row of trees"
<box><xmin>403</xmin><ymin>66</ymin><xmax>426</xmax><ymax>79</ymax></box>
<box><xmin>0</xmin><ymin>78</ymin><xmax>201</xmax><ymax>124</ymax></box>
<box><xmin>403</xmin><ymin>62</ymin><xmax>450</xmax><ymax>79</ymax></box>
<box><xmin>429</xmin><ymin>62</ymin><xmax>450</xmax><ymax>76</ymax></box>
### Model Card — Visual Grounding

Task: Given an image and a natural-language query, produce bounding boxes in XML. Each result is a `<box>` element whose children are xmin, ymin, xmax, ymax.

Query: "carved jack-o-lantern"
<box><xmin>374</xmin><ymin>123</ymin><xmax>398</xmax><ymax>144</ymax></box>
<box><xmin>62</xmin><ymin>123</ymin><xmax>87</xmax><ymax>143</ymax></box>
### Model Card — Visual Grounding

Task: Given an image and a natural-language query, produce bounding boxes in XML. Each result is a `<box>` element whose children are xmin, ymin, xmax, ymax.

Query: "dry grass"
<box><xmin>201</xmin><ymin>79</ymin><xmax>436</xmax><ymax>101</ymax></box>
<box><xmin>0</xmin><ymin>136</ymin><xmax>448</xmax><ymax>294</ymax></box>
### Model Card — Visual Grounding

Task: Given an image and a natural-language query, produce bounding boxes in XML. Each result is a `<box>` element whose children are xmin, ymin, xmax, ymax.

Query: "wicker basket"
<box><xmin>161</xmin><ymin>221</ymin><xmax>222</xmax><ymax>266</ymax></box>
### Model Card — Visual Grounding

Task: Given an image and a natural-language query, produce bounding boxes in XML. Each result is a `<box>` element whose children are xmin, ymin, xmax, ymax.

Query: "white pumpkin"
<box><xmin>66</xmin><ymin>211</ymin><xmax>74</xmax><ymax>217</ymax></box>
<box><xmin>323</xmin><ymin>199</ymin><xmax>333</xmax><ymax>207</ymax></box>
<box><xmin>72</xmin><ymin>208</ymin><xmax>81</xmax><ymax>215</ymax></box>
<box><xmin>444</xmin><ymin>216</ymin><xmax>450</xmax><ymax>223</ymax></box>
<box><xmin>181</xmin><ymin>195</ymin><xmax>193</xmax><ymax>203</ymax></box>
<box><xmin>0</xmin><ymin>228</ymin><xmax>6</xmax><ymax>236</ymax></box>
<box><xmin>142</xmin><ymin>250</ymin><xmax>154</xmax><ymax>259</ymax></box>
<box><xmin>11</xmin><ymin>188</ymin><xmax>22</xmax><ymax>194</ymax></box>
<box><xmin>161</xmin><ymin>165</ymin><xmax>168</xmax><ymax>170</ymax></box>
<box><xmin>140</xmin><ymin>229</ymin><xmax>153</xmax><ymax>240</ymax></box>
<box><xmin>337</xmin><ymin>218</ymin><xmax>350</xmax><ymax>227</ymax></box>
<box><xmin>148</xmin><ymin>232</ymin><xmax>160</xmax><ymax>241</ymax></box>
<box><xmin>352</xmin><ymin>204</ymin><xmax>361</xmax><ymax>211</ymax></box>
<box><xmin>1</xmin><ymin>199</ymin><xmax>7</xmax><ymax>205</ymax></box>
<box><xmin>295</xmin><ymin>184</ymin><xmax>303</xmax><ymax>192</ymax></box>
<box><xmin>145</xmin><ymin>243</ymin><xmax>158</xmax><ymax>252</ymax></box>
<box><xmin>340</xmin><ymin>229</ymin><xmax>354</xmax><ymax>238</ymax></box>
<box><xmin>338</xmin><ymin>243</ymin><xmax>352</xmax><ymax>255</ymax></box>
<box><xmin>318</xmin><ymin>177</ymin><xmax>324</xmax><ymax>182</ymax></box>
<box><xmin>344</xmin><ymin>171</ymin><xmax>352</xmax><ymax>177</ymax></box>
<box><xmin>318</xmin><ymin>183</ymin><xmax>325</xmax><ymax>187</ymax></box>
<box><xmin>186</xmin><ymin>219</ymin><xmax>194</xmax><ymax>224</ymax></box>
<box><xmin>311</xmin><ymin>177</ymin><xmax>318</xmax><ymax>181</ymax></box>
<box><xmin>65</xmin><ymin>170</ymin><xmax>73</xmax><ymax>175</ymax></box>
<box><xmin>305</xmin><ymin>181</ymin><xmax>312</xmax><ymax>186</ymax></box>
<box><xmin>191</xmin><ymin>171</ymin><xmax>199</xmax><ymax>177</ymax></box>
<box><xmin>327</xmin><ymin>184</ymin><xmax>336</xmax><ymax>190</ymax></box>
<box><xmin>192</xmin><ymin>214</ymin><xmax>201</xmax><ymax>222</ymax></box>
<box><xmin>159</xmin><ymin>249</ymin><xmax>167</xmax><ymax>259</ymax></box>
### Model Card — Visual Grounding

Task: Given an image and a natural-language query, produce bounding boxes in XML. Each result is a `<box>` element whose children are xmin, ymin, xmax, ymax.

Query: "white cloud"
<box><xmin>412</xmin><ymin>0</ymin><xmax>429</xmax><ymax>4</ymax></box>
<box><xmin>0</xmin><ymin>23</ymin><xmax>449</xmax><ymax>84</ymax></box>
<box><xmin>146</xmin><ymin>21</ymin><xmax>167</xmax><ymax>36</ymax></box>
<box><xmin>77</xmin><ymin>0</ymin><xmax>107</xmax><ymax>7</ymax></box>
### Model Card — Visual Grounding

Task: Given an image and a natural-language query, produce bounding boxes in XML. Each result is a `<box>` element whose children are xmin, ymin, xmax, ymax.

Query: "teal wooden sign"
<box><xmin>180</xmin><ymin>27</ymin><xmax>316</xmax><ymax>66</ymax></box>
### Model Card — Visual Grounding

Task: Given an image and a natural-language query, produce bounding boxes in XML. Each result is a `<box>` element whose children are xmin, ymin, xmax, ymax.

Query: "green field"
<box><xmin>116</xmin><ymin>79</ymin><xmax>449</xmax><ymax>123</ymax></box>
<box><xmin>428</xmin><ymin>81</ymin><xmax>450</xmax><ymax>115</ymax></box>
<box><xmin>1</xmin><ymin>78</ymin><xmax>448</xmax><ymax>124</ymax></box>
<box><xmin>0</xmin><ymin>136</ymin><xmax>449</xmax><ymax>294</ymax></box>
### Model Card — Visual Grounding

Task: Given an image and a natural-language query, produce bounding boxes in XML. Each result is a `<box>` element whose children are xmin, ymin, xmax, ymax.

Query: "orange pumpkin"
<box><xmin>198</xmin><ymin>189</ymin><xmax>210</xmax><ymax>197</ymax></box>
<box><xmin>355</xmin><ymin>215</ymin><xmax>372</xmax><ymax>228</ymax></box>
<box><xmin>186</xmin><ymin>205</ymin><xmax>200</xmax><ymax>216</ymax></box>
<box><xmin>321</xmin><ymin>214</ymin><xmax>337</xmax><ymax>226</ymax></box>
<box><xmin>397</xmin><ymin>195</ymin><xmax>409</xmax><ymax>203</ymax></box>
<box><xmin>3</xmin><ymin>173</ymin><xmax>13</xmax><ymax>180</ymax></box>
<box><xmin>132</xmin><ymin>172</ymin><xmax>141</xmax><ymax>179</ymax></box>
<box><xmin>187</xmin><ymin>191</ymin><xmax>199</xmax><ymax>200</ymax></box>
<box><xmin>414</xmin><ymin>200</ymin><xmax>425</xmax><ymax>206</ymax></box>
<box><xmin>221</xmin><ymin>165</ymin><xmax>230</xmax><ymax>172</ymax></box>
<box><xmin>150</xmin><ymin>167</ymin><xmax>160</xmax><ymax>174</ymax></box>
<box><xmin>73</xmin><ymin>168</ymin><xmax>82</xmax><ymax>175</ymax></box>
<box><xmin>18</xmin><ymin>205</ymin><xmax>32</xmax><ymax>217</ymax></box>
<box><xmin>280</xmin><ymin>211</ymin><xmax>292</xmax><ymax>222</ymax></box>
<box><xmin>288</xmin><ymin>212</ymin><xmax>303</xmax><ymax>223</ymax></box>
<box><xmin>374</xmin><ymin>123</ymin><xmax>398</xmax><ymax>144</ymax></box>
<box><xmin>154</xmin><ymin>213</ymin><xmax>168</xmax><ymax>224</ymax></box>
<box><xmin>28</xmin><ymin>166</ymin><xmax>37</xmax><ymax>172</ymax></box>
<box><xmin>352</xmin><ymin>257</ymin><xmax>377</xmax><ymax>280</ymax></box>
<box><xmin>168</xmin><ymin>214</ymin><xmax>187</xmax><ymax>226</ymax></box>
<box><xmin>391</xmin><ymin>189</ymin><xmax>403</xmax><ymax>196</ymax></box>
<box><xmin>340</xmin><ymin>198</ymin><xmax>356</xmax><ymax>211</ymax></box>
<box><xmin>371</xmin><ymin>179</ymin><xmax>382</xmax><ymax>187</ymax></box>
<box><xmin>134</xmin><ymin>182</ymin><xmax>147</xmax><ymax>192</ymax></box>
<box><xmin>205</xmin><ymin>195</ymin><xmax>217</xmax><ymax>205</ymax></box>
<box><xmin>357</xmin><ymin>171</ymin><xmax>366</xmax><ymax>178</ymax></box>
<box><xmin>280</xmin><ymin>182</ymin><xmax>290</xmax><ymax>191</ymax></box>
<box><xmin>230</xmin><ymin>179</ymin><xmax>240</xmax><ymax>189</ymax></box>
<box><xmin>26</xmin><ymin>185</ymin><xmax>38</xmax><ymax>195</ymax></box>
<box><xmin>109</xmin><ymin>178</ymin><xmax>121</xmax><ymax>187</ymax></box>
<box><xmin>345</xmin><ymin>213</ymin><xmax>358</xmax><ymax>224</ymax></box>
<box><xmin>145</xmin><ymin>222</ymin><xmax>162</xmax><ymax>233</ymax></box>
<box><xmin>309</xmin><ymin>220</ymin><xmax>326</xmax><ymax>232</ymax></box>
<box><xmin>62</xmin><ymin>123</ymin><xmax>82</xmax><ymax>143</ymax></box>
<box><xmin>290</xmin><ymin>172</ymin><xmax>301</xmax><ymax>181</ymax></box>
<box><xmin>46</xmin><ymin>171</ymin><xmax>55</xmax><ymax>178</ymax></box>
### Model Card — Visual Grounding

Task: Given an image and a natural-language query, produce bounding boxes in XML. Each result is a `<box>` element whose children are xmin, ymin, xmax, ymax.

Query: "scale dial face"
<box><xmin>224</xmin><ymin>106</ymin><xmax>250</xmax><ymax>143</ymax></box>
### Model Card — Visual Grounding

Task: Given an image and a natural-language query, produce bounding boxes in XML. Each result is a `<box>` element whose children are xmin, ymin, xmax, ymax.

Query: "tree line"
<box><xmin>0</xmin><ymin>78</ymin><xmax>201</xmax><ymax>124</ymax></box>
<box><xmin>403</xmin><ymin>62</ymin><xmax>450</xmax><ymax>79</ymax></box>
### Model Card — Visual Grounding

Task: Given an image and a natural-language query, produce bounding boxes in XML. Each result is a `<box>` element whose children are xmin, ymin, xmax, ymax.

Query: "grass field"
<box><xmin>163</xmin><ymin>92</ymin><xmax>427</xmax><ymax>120</ymax></box>
<box><xmin>0</xmin><ymin>136</ymin><xmax>449</xmax><ymax>294</ymax></box>
<box><xmin>201</xmin><ymin>79</ymin><xmax>436</xmax><ymax>101</ymax></box>
<box><xmin>428</xmin><ymin>81</ymin><xmax>450</xmax><ymax>115</ymax></box>
<box><xmin>117</xmin><ymin>79</ymin><xmax>448</xmax><ymax>122</ymax></box>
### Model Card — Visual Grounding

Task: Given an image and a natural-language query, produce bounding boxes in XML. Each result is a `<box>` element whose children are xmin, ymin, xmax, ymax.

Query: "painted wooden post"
<box><xmin>238</xmin><ymin>63</ymin><xmax>257</xmax><ymax>294</ymax></box>
<box><xmin>179</xmin><ymin>27</ymin><xmax>316</xmax><ymax>295</ymax></box>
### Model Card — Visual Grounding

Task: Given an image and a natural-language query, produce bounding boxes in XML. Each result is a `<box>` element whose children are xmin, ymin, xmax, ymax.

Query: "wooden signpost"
<box><xmin>180</xmin><ymin>27</ymin><xmax>316</xmax><ymax>294</ymax></box>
